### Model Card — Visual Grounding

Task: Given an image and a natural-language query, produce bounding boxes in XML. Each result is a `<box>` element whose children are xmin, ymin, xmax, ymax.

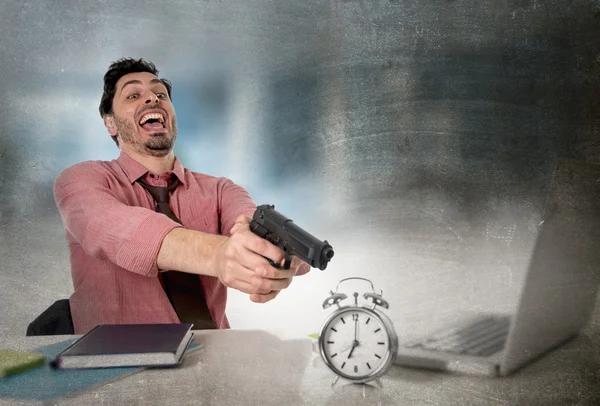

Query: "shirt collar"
<box><xmin>116</xmin><ymin>151</ymin><xmax>186</xmax><ymax>186</ymax></box>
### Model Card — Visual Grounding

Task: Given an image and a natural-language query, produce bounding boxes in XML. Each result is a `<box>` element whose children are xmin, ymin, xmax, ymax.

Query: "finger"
<box><xmin>242</xmin><ymin>232</ymin><xmax>285</xmax><ymax>265</ymax></box>
<box><xmin>234</xmin><ymin>242</ymin><xmax>284</xmax><ymax>276</ymax></box>
<box><xmin>250</xmin><ymin>274</ymin><xmax>293</xmax><ymax>291</ymax></box>
<box><xmin>230</xmin><ymin>221</ymin><xmax>250</xmax><ymax>235</ymax></box>
<box><xmin>250</xmin><ymin>290</ymin><xmax>280</xmax><ymax>303</ymax></box>
<box><xmin>227</xmin><ymin>277</ymin><xmax>272</xmax><ymax>295</ymax></box>
<box><xmin>230</xmin><ymin>223</ymin><xmax>244</xmax><ymax>235</ymax></box>
<box><xmin>289</xmin><ymin>256</ymin><xmax>309</xmax><ymax>276</ymax></box>
<box><xmin>230</xmin><ymin>215</ymin><xmax>252</xmax><ymax>234</ymax></box>
<box><xmin>234</xmin><ymin>214</ymin><xmax>252</xmax><ymax>225</ymax></box>
<box><xmin>295</xmin><ymin>261</ymin><xmax>310</xmax><ymax>276</ymax></box>
<box><xmin>256</xmin><ymin>265</ymin><xmax>296</xmax><ymax>280</ymax></box>
<box><xmin>219</xmin><ymin>261</ymin><xmax>270</xmax><ymax>292</ymax></box>
<box><xmin>237</xmin><ymin>280</ymin><xmax>272</xmax><ymax>295</ymax></box>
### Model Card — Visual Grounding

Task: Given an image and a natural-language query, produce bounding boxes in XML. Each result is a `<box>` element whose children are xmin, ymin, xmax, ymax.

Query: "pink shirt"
<box><xmin>54</xmin><ymin>152</ymin><xmax>257</xmax><ymax>334</ymax></box>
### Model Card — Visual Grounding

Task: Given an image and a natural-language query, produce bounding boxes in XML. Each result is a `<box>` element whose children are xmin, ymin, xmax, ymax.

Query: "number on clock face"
<box><xmin>322</xmin><ymin>309</ymin><xmax>389</xmax><ymax>378</ymax></box>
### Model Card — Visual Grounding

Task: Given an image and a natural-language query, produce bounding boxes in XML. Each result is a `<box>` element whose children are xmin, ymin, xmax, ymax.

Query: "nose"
<box><xmin>145</xmin><ymin>93</ymin><xmax>160</xmax><ymax>104</ymax></box>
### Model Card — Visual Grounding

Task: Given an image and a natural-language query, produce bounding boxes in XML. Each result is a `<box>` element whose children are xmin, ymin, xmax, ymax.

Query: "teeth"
<box><xmin>139</xmin><ymin>112</ymin><xmax>165</xmax><ymax>125</ymax></box>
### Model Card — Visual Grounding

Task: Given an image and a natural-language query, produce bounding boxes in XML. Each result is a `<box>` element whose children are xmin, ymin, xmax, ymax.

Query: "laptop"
<box><xmin>394</xmin><ymin>158</ymin><xmax>600</xmax><ymax>376</ymax></box>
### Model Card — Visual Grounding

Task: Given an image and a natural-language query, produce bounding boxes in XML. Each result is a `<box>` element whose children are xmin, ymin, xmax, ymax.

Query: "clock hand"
<box><xmin>347</xmin><ymin>315</ymin><xmax>360</xmax><ymax>359</ymax></box>
<box><xmin>339</xmin><ymin>343</ymin><xmax>354</xmax><ymax>353</ymax></box>
<box><xmin>347</xmin><ymin>342</ymin><xmax>357</xmax><ymax>359</ymax></box>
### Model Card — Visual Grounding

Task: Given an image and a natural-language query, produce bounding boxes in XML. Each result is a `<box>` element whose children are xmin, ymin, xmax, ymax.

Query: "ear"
<box><xmin>104</xmin><ymin>115</ymin><xmax>118</xmax><ymax>136</ymax></box>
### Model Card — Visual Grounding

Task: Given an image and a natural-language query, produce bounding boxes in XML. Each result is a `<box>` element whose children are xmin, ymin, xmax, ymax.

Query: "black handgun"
<box><xmin>250</xmin><ymin>204</ymin><xmax>334</xmax><ymax>271</ymax></box>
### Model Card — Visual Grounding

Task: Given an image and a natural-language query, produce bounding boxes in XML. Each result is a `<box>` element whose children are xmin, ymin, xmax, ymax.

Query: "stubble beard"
<box><xmin>114</xmin><ymin>115</ymin><xmax>178</xmax><ymax>157</ymax></box>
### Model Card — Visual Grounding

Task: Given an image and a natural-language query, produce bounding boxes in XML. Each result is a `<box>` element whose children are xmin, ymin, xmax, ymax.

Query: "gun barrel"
<box><xmin>251</xmin><ymin>205</ymin><xmax>334</xmax><ymax>270</ymax></box>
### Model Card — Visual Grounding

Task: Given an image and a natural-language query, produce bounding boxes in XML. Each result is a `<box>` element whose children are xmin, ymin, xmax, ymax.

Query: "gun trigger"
<box><xmin>282</xmin><ymin>255</ymin><xmax>292</xmax><ymax>270</ymax></box>
<box><xmin>266</xmin><ymin>258</ymin><xmax>281</xmax><ymax>270</ymax></box>
<box><xmin>266</xmin><ymin>257</ymin><xmax>290</xmax><ymax>271</ymax></box>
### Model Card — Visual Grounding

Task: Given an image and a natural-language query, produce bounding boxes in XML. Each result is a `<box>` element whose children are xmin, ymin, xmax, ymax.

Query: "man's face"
<box><xmin>106</xmin><ymin>71</ymin><xmax>177</xmax><ymax>156</ymax></box>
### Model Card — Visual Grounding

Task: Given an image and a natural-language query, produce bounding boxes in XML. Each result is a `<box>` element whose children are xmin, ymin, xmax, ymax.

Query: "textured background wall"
<box><xmin>1</xmin><ymin>0</ymin><xmax>599</xmax><ymax>341</ymax></box>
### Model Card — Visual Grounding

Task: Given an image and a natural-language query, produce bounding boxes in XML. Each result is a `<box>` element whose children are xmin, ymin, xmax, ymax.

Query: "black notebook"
<box><xmin>52</xmin><ymin>324</ymin><xmax>194</xmax><ymax>369</ymax></box>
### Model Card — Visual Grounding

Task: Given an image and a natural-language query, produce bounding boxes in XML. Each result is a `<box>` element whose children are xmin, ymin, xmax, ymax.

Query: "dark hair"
<box><xmin>99</xmin><ymin>58</ymin><xmax>173</xmax><ymax>145</ymax></box>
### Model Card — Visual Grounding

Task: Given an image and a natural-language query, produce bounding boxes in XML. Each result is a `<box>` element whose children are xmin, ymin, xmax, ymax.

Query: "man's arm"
<box><xmin>54</xmin><ymin>163</ymin><xmax>182</xmax><ymax>277</ymax></box>
<box><xmin>158</xmin><ymin>219</ymin><xmax>295</xmax><ymax>296</ymax></box>
<box><xmin>155</xmin><ymin>176</ymin><xmax>258</xmax><ymax>278</ymax></box>
<box><xmin>156</xmin><ymin>227</ymin><xmax>223</xmax><ymax>278</ymax></box>
<box><xmin>55</xmin><ymin>164</ymin><xmax>296</xmax><ymax>297</ymax></box>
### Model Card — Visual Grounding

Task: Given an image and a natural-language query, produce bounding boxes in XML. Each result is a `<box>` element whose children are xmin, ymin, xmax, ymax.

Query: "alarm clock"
<box><xmin>318</xmin><ymin>277</ymin><xmax>398</xmax><ymax>384</ymax></box>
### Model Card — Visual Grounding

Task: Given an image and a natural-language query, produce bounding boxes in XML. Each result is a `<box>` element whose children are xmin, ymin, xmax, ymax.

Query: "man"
<box><xmin>54</xmin><ymin>58</ymin><xmax>309</xmax><ymax>334</ymax></box>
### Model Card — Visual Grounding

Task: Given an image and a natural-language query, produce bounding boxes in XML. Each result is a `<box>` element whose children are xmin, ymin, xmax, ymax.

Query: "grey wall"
<box><xmin>1</xmin><ymin>0</ymin><xmax>599</xmax><ymax>339</ymax></box>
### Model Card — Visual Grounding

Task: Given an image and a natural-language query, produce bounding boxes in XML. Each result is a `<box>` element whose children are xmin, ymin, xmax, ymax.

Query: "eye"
<box><xmin>127</xmin><ymin>93</ymin><xmax>139</xmax><ymax>99</ymax></box>
<box><xmin>156</xmin><ymin>93</ymin><xmax>167</xmax><ymax>99</ymax></box>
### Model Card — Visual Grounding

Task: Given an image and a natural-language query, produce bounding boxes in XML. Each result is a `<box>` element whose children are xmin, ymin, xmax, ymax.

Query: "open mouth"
<box><xmin>138</xmin><ymin>112</ymin><xmax>166</xmax><ymax>131</ymax></box>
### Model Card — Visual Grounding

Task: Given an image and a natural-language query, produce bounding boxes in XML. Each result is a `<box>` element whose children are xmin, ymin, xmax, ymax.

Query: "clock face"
<box><xmin>320</xmin><ymin>307</ymin><xmax>393</xmax><ymax>380</ymax></box>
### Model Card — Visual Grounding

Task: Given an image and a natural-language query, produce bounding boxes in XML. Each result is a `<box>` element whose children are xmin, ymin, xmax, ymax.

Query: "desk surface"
<box><xmin>1</xmin><ymin>326</ymin><xmax>599</xmax><ymax>406</ymax></box>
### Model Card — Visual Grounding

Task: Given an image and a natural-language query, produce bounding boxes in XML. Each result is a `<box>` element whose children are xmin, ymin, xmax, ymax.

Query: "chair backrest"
<box><xmin>26</xmin><ymin>299</ymin><xmax>74</xmax><ymax>336</ymax></box>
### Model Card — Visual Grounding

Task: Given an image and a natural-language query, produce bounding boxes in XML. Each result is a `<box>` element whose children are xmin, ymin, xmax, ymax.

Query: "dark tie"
<box><xmin>137</xmin><ymin>177</ymin><xmax>217</xmax><ymax>330</ymax></box>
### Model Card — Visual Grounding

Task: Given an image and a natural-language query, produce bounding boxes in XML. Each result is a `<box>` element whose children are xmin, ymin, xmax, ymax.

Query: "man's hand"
<box><xmin>249</xmin><ymin>256</ymin><xmax>306</xmax><ymax>303</ymax></box>
<box><xmin>211</xmin><ymin>215</ymin><xmax>304</xmax><ymax>303</ymax></box>
<box><xmin>158</xmin><ymin>214</ymin><xmax>309</xmax><ymax>304</ymax></box>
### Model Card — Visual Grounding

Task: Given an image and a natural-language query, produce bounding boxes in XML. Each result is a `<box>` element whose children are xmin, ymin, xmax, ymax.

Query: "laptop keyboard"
<box><xmin>405</xmin><ymin>315</ymin><xmax>511</xmax><ymax>357</ymax></box>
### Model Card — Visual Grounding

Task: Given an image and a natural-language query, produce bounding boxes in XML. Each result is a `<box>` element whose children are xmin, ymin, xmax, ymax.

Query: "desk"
<box><xmin>1</xmin><ymin>327</ymin><xmax>599</xmax><ymax>406</ymax></box>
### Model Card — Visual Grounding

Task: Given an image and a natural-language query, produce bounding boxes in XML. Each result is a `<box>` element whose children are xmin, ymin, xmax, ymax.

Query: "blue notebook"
<box><xmin>0</xmin><ymin>336</ymin><xmax>199</xmax><ymax>402</ymax></box>
<box><xmin>52</xmin><ymin>324</ymin><xmax>194</xmax><ymax>369</ymax></box>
